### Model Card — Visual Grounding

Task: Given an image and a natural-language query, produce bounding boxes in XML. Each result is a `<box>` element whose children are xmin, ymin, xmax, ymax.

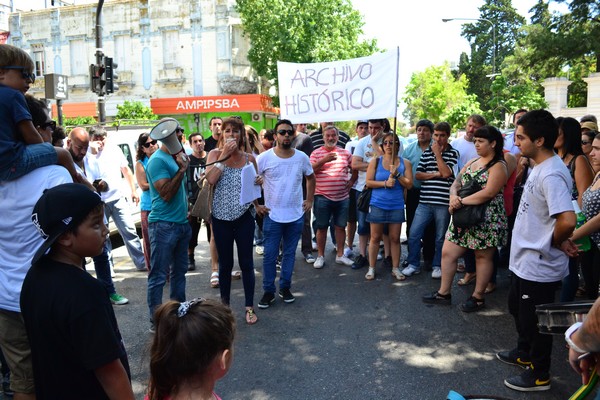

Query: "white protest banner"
<box><xmin>277</xmin><ymin>48</ymin><xmax>399</xmax><ymax>123</ymax></box>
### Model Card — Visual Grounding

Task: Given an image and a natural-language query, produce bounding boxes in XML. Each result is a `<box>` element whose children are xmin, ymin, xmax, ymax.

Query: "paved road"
<box><xmin>105</xmin><ymin>233</ymin><xmax>587</xmax><ymax>400</ymax></box>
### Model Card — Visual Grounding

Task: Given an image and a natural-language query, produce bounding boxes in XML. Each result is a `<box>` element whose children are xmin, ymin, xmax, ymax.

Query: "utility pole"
<box><xmin>95</xmin><ymin>0</ymin><xmax>105</xmax><ymax>124</ymax></box>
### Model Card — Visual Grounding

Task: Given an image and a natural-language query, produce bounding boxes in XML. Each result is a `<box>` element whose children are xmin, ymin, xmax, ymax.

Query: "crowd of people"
<box><xmin>2</xmin><ymin>42</ymin><xmax>600</xmax><ymax>398</ymax></box>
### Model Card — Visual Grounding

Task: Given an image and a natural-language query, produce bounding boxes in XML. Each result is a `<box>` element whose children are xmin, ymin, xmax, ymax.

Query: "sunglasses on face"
<box><xmin>39</xmin><ymin>120</ymin><xmax>56</xmax><ymax>131</ymax></box>
<box><xmin>2</xmin><ymin>66</ymin><xmax>36</xmax><ymax>83</ymax></box>
<box><xmin>277</xmin><ymin>129</ymin><xmax>294</xmax><ymax>136</ymax></box>
<box><xmin>382</xmin><ymin>140</ymin><xmax>396</xmax><ymax>146</ymax></box>
<box><xmin>143</xmin><ymin>140</ymin><xmax>158</xmax><ymax>148</ymax></box>
<box><xmin>582</xmin><ymin>141</ymin><xmax>591</xmax><ymax>145</ymax></box>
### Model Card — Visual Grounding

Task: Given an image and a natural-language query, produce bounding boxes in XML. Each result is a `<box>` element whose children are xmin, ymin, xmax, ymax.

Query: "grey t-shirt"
<box><xmin>509</xmin><ymin>154</ymin><xmax>574</xmax><ymax>282</ymax></box>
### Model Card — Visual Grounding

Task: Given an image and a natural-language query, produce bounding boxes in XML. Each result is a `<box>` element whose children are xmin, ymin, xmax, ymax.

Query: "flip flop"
<box><xmin>210</xmin><ymin>271</ymin><xmax>219</xmax><ymax>288</ymax></box>
<box><xmin>231</xmin><ymin>270</ymin><xmax>241</xmax><ymax>280</ymax></box>
<box><xmin>457</xmin><ymin>273</ymin><xmax>476</xmax><ymax>286</ymax></box>
<box><xmin>245</xmin><ymin>308</ymin><xmax>258</xmax><ymax>325</ymax></box>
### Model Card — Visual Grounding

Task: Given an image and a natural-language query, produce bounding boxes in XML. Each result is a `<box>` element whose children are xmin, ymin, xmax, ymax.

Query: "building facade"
<box><xmin>7</xmin><ymin>0</ymin><xmax>256</xmax><ymax>117</ymax></box>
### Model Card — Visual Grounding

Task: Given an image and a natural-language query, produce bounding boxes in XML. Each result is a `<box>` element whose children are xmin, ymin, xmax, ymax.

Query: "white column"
<box><xmin>583</xmin><ymin>73</ymin><xmax>600</xmax><ymax>119</ymax></box>
<box><xmin>542</xmin><ymin>77</ymin><xmax>571</xmax><ymax>117</ymax></box>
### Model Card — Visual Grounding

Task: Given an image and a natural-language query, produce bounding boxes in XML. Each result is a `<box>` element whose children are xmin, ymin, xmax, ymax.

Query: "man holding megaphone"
<box><xmin>145</xmin><ymin>118</ymin><xmax>192</xmax><ymax>332</ymax></box>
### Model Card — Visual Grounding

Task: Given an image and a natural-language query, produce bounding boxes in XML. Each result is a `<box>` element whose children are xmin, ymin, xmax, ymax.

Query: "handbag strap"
<box><xmin>470</xmin><ymin>158</ymin><xmax>498</xmax><ymax>180</ymax></box>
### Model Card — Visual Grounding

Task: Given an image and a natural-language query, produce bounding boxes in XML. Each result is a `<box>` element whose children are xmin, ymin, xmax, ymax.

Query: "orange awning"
<box><xmin>51</xmin><ymin>102</ymin><xmax>97</xmax><ymax>118</ymax></box>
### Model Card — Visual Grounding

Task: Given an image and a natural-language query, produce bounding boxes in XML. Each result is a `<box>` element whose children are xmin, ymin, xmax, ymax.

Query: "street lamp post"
<box><xmin>442</xmin><ymin>17</ymin><xmax>496</xmax><ymax>76</ymax></box>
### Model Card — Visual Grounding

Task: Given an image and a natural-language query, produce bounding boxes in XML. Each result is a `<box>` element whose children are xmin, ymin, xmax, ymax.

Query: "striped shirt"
<box><xmin>417</xmin><ymin>145</ymin><xmax>459</xmax><ymax>206</ymax></box>
<box><xmin>310</xmin><ymin>146</ymin><xmax>353</xmax><ymax>201</ymax></box>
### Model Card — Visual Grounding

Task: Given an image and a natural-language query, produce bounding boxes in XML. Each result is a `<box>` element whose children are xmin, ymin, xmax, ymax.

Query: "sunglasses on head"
<box><xmin>277</xmin><ymin>129</ymin><xmax>294</xmax><ymax>136</ymax></box>
<box><xmin>143</xmin><ymin>140</ymin><xmax>158</xmax><ymax>148</ymax></box>
<box><xmin>2</xmin><ymin>66</ymin><xmax>36</xmax><ymax>83</ymax></box>
<box><xmin>39</xmin><ymin>120</ymin><xmax>56</xmax><ymax>131</ymax></box>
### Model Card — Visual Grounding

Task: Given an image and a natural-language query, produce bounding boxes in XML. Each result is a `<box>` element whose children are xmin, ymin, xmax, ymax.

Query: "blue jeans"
<box><xmin>212</xmin><ymin>210</ymin><xmax>255</xmax><ymax>307</ymax></box>
<box><xmin>355</xmin><ymin>190</ymin><xmax>370</xmax><ymax>236</ymax></box>
<box><xmin>262</xmin><ymin>215</ymin><xmax>303</xmax><ymax>294</ymax></box>
<box><xmin>147</xmin><ymin>221</ymin><xmax>192</xmax><ymax>321</ymax></box>
<box><xmin>105</xmin><ymin>197</ymin><xmax>145</xmax><ymax>270</ymax></box>
<box><xmin>406</xmin><ymin>203</ymin><xmax>451</xmax><ymax>269</ymax></box>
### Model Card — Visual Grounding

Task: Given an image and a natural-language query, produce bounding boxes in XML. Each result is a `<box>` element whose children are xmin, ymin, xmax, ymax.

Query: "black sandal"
<box><xmin>460</xmin><ymin>296</ymin><xmax>485</xmax><ymax>313</ymax></box>
<box><xmin>422</xmin><ymin>291</ymin><xmax>451</xmax><ymax>305</ymax></box>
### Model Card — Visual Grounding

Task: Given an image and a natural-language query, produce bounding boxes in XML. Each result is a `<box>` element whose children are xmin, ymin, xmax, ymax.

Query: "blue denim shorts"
<box><xmin>0</xmin><ymin>142</ymin><xmax>57</xmax><ymax>181</ymax></box>
<box><xmin>313</xmin><ymin>195</ymin><xmax>349</xmax><ymax>229</ymax></box>
<box><xmin>366</xmin><ymin>205</ymin><xmax>405</xmax><ymax>224</ymax></box>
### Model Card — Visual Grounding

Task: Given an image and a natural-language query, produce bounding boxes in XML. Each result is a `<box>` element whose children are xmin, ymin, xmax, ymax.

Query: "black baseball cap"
<box><xmin>31</xmin><ymin>183</ymin><xmax>103</xmax><ymax>265</ymax></box>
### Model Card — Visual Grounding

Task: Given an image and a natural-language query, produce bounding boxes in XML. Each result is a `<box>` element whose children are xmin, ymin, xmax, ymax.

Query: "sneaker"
<box><xmin>335</xmin><ymin>255</ymin><xmax>354</xmax><ymax>266</ymax></box>
<box><xmin>402</xmin><ymin>264</ymin><xmax>421</xmax><ymax>276</ymax></box>
<box><xmin>312</xmin><ymin>240</ymin><xmax>318</xmax><ymax>251</ymax></box>
<box><xmin>431</xmin><ymin>267</ymin><xmax>442</xmax><ymax>279</ymax></box>
<box><xmin>255</xmin><ymin>245</ymin><xmax>264</xmax><ymax>255</ymax></box>
<box><xmin>504</xmin><ymin>368</ymin><xmax>550</xmax><ymax>392</ymax></box>
<box><xmin>314</xmin><ymin>256</ymin><xmax>325</xmax><ymax>269</ymax></box>
<box><xmin>258</xmin><ymin>292</ymin><xmax>275</xmax><ymax>309</ymax></box>
<box><xmin>382</xmin><ymin>256</ymin><xmax>392</xmax><ymax>269</ymax></box>
<box><xmin>109</xmin><ymin>293</ymin><xmax>129</xmax><ymax>305</ymax></box>
<box><xmin>343</xmin><ymin>247</ymin><xmax>354</xmax><ymax>258</ymax></box>
<box><xmin>187</xmin><ymin>255</ymin><xmax>196</xmax><ymax>271</ymax></box>
<box><xmin>352</xmin><ymin>254</ymin><xmax>369</xmax><ymax>270</ymax></box>
<box><xmin>279</xmin><ymin>288</ymin><xmax>295</xmax><ymax>303</ymax></box>
<box><xmin>377</xmin><ymin>251</ymin><xmax>383</xmax><ymax>261</ymax></box>
<box><xmin>304</xmin><ymin>253</ymin><xmax>316</xmax><ymax>264</ymax></box>
<box><xmin>496</xmin><ymin>349</ymin><xmax>532</xmax><ymax>368</ymax></box>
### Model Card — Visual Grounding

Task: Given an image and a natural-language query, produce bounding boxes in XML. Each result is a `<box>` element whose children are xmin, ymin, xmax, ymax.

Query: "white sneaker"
<box><xmin>401</xmin><ymin>264</ymin><xmax>421</xmax><ymax>276</ymax></box>
<box><xmin>335</xmin><ymin>255</ymin><xmax>354</xmax><ymax>266</ymax></box>
<box><xmin>255</xmin><ymin>245</ymin><xmax>264</xmax><ymax>255</ymax></box>
<box><xmin>432</xmin><ymin>267</ymin><xmax>442</xmax><ymax>279</ymax></box>
<box><xmin>314</xmin><ymin>256</ymin><xmax>325</xmax><ymax>269</ymax></box>
<box><xmin>312</xmin><ymin>240</ymin><xmax>318</xmax><ymax>251</ymax></box>
<box><xmin>343</xmin><ymin>247</ymin><xmax>354</xmax><ymax>258</ymax></box>
<box><xmin>377</xmin><ymin>251</ymin><xmax>383</xmax><ymax>261</ymax></box>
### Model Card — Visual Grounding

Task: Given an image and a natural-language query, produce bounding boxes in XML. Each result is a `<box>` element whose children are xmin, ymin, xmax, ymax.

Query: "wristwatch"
<box><xmin>565</xmin><ymin>322</ymin><xmax>587</xmax><ymax>353</ymax></box>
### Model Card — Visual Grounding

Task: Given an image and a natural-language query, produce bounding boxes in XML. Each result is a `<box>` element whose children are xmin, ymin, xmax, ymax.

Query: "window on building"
<box><xmin>31</xmin><ymin>44</ymin><xmax>45</xmax><ymax>77</ymax></box>
<box><xmin>162</xmin><ymin>30</ymin><xmax>179</xmax><ymax>68</ymax></box>
<box><xmin>114</xmin><ymin>34</ymin><xmax>131</xmax><ymax>71</ymax></box>
<box><xmin>69</xmin><ymin>39</ymin><xmax>87</xmax><ymax>75</ymax></box>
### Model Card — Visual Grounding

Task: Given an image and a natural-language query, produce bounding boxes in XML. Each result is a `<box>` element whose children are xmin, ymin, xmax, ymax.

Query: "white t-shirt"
<box><xmin>451</xmin><ymin>136</ymin><xmax>478</xmax><ymax>170</ymax></box>
<box><xmin>85</xmin><ymin>142</ymin><xmax>129</xmax><ymax>203</ymax></box>
<box><xmin>509</xmin><ymin>155</ymin><xmax>574</xmax><ymax>282</ymax></box>
<box><xmin>345</xmin><ymin>138</ymin><xmax>360</xmax><ymax>189</ymax></box>
<box><xmin>503</xmin><ymin>130</ymin><xmax>520</xmax><ymax>155</ymax></box>
<box><xmin>0</xmin><ymin>166</ymin><xmax>72</xmax><ymax>312</ymax></box>
<box><xmin>257</xmin><ymin>149</ymin><xmax>314</xmax><ymax>223</ymax></box>
<box><xmin>353</xmin><ymin>135</ymin><xmax>377</xmax><ymax>192</ymax></box>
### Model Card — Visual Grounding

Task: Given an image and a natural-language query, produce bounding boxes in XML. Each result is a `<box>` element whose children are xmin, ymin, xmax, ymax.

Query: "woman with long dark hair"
<box><xmin>423</xmin><ymin>126</ymin><xmax>508</xmax><ymax>312</ymax></box>
<box><xmin>555</xmin><ymin>117</ymin><xmax>594</xmax><ymax>301</ymax></box>
<box><xmin>135</xmin><ymin>132</ymin><xmax>158</xmax><ymax>270</ymax></box>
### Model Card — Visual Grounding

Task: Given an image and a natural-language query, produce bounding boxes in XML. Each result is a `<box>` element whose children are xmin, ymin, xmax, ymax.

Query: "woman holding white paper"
<box><xmin>205</xmin><ymin>116</ymin><xmax>262</xmax><ymax>325</ymax></box>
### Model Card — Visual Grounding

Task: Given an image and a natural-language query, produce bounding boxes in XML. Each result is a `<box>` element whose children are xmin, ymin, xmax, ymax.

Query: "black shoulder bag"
<box><xmin>356</xmin><ymin>157</ymin><xmax>379</xmax><ymax>213</ymax></box>
<box><xmin>452</xmin><ymin>160</ymin><xmax>497</xmax><ymax>229</ymax></box>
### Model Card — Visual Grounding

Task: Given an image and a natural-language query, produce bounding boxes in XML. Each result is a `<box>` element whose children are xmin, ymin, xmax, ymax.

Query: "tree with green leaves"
<box><xmin>114</xmin><ymin>100</ymin><xmax>158</xmax><ymax>125</ymax></box>
<box><xmin>403</xmin><ymin>63</ymin><xmax>481</xmax><ymax>130</ymax></box>
<box><xmin>235</xmin><ymin>0</ymin><xmax>377</xmax><ymax>96</ymax></box>
<box><xmin>458</xmin><ymin>0</ymin><xmax>526</xmax><ymax>113</ymax></box>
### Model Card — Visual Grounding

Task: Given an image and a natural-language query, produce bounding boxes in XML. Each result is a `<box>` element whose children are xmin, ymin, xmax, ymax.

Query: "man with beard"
<box><xmin>67</xmin><ymin>127</ymin><xmax>128</xmax><ymax>305</ymax></box>
<box><xmin>256</xmin><ymin>119</ymin><xmax>315</xmax><ymax>308</ymax></box>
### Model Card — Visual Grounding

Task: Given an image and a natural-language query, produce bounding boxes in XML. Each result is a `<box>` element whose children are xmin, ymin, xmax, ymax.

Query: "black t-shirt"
<box><xmin>309</xmin><ymin>128</ymin><xmax>350</xmax><ymax>150</ymax></box>
<box><xmin>187</xmin><ymin>153</ymin><xmax>207</xmax><ymax>202</ymax></box>
<box><xmin>204</xmin><ymin>135</ymin><xmax>219</xmax><ymax>153</ymax></box>
<box><xmin>20</xmin><ymin>257</ymin><xmax>130</xmax><ymax>400</ymax></box>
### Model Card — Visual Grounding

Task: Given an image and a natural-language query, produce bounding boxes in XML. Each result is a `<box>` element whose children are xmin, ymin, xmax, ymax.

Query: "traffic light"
<box><xmin>104</xmin><ymin>57</ymin><xmax>119</xmax><ymax>94</ymax></box>
<box><xmin>89</xmin><ymin>63</ymin><xmax>105</xmax><ymax>94</ymax></box>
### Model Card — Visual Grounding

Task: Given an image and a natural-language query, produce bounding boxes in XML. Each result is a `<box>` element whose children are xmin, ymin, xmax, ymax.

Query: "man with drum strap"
<box><xmin>497</xmin><ymin>110</ymin><xmax>577</xmax><ymax>392</ymax></box>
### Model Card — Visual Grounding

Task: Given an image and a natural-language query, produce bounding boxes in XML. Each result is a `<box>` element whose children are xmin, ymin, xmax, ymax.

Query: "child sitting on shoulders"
<box><xmin>147</xmin><ymin>298</ymin><xmax>236</xmax><ymax>400</ymax></box>
<box><xmin>0</xmin><ymin>44</ymin><xmax>83</xmax><ymax>184</ymax></box>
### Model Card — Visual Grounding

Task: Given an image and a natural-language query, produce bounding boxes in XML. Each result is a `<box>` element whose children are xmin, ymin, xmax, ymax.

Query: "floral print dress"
<box><xmin>446</xmin><ymin>163</ymin><xmax>507</xmax><ymax>249</ymax></box>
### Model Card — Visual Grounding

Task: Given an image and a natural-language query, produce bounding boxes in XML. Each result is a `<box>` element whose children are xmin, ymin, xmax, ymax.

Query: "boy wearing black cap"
<box><xmin>20</xmin><ymin>183</ymin><xmax>134</xmax><ymax>400</ymax></box>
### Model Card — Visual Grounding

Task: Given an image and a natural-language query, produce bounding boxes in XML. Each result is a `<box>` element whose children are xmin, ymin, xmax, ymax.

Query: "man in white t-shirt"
<box><xmin>450</xmin><ymin>114</ymin><xmax>486</xmax><ymax>170</ymax></box>
<box><xmin>497</xmin><ymin>109</ymin><xmax>577</xmax><ymax>392</ymax></box>
<box><xmin>344</xmin><ymin>120</ymin><xmax>368</xmax><ymax>258</ymax></box>
<box><xmin>256</xmin><ymin>119</ymin><xmax>315</xmax><ymax>308</ymax></box>
<box><xmin>85</xmin><ymin>126</ymin><xmax>145</xmax><ymax>271</ymax></box>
